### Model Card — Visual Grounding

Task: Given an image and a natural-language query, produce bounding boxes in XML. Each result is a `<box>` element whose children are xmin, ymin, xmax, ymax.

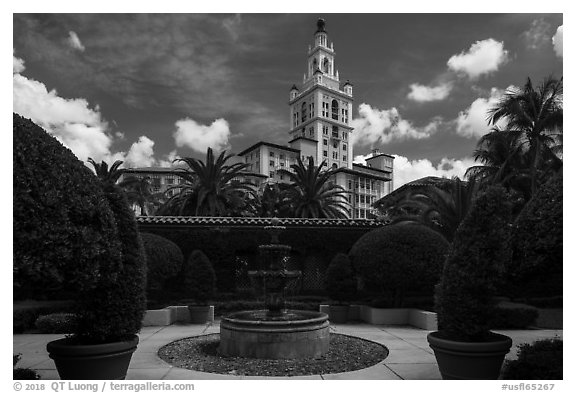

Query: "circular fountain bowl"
<box><xmin>219</xmin><ymin>310</ymin><xmax>330</xmax><ymax>359</ymax></box>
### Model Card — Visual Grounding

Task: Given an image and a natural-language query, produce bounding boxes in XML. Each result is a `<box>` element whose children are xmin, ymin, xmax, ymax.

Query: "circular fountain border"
<box><xmin>158</xmin><ymin>332</ymin><xmax>389</xmax><ymax>377</ymax></box>
<box><xmin>219</xmin><ymin>310</ymin><xmax>329</xmax><ymax>359</ymax></box>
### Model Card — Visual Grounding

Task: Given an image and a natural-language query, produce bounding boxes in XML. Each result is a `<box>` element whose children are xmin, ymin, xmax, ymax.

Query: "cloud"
<box><xmin>552</xmin><ymin>25</ymin><xmax>563</xmax><ymax>57</ymax></box>
<box><xmin>222</xmin><ymin>14</ymin><xmax>242</xmax><ymax>41</ymax></box>
<box><xmin>392</xmin><ymin>155</ymin><xmax>476</xmax><ymax>188</ymax></box>
<box><xmin>124</xmin><ymin>136</ymin><xmax>157</xmax><ymax>167</ymax></box>
<box><xmin>13</xmin><ymin>52</ymin><xmax>25</xmax><ymax>73</ymax></box>
<box><xmin>407</xmin><ymin>82</ymin><xmax>452</xmax><ymax>102</ymax></box>
<box><xmin>447</xmin><ymin>38</ymin><xmax>508</xmax><ymax>79</ymax></box>
<box><xmin>158</xmin><ymin>150</ymin><xmax>180</xmax><ymax>168</ymax></box>
<box><xmin>521</xmin><ymin>19</ymin><xmax>552</xmax><ymax>50</ymax></box>
<box><xmin>173</xmin><ymin>117</ymin><xmax>231</xmax><ymax>153</ymax></box>
<box><xmin>351</xmin><ymin>103</ymin><xmax>440</xmax><ymax>147</ymax></box>
<box><xmin>455</xmin><ymin>87</ymin><xmax>511</xmax><ymax>138</ymax></box>
<box><xmin>67</xmin><ymin>31</ymin><xmax>85</xmax><ymax>52</ymax></box>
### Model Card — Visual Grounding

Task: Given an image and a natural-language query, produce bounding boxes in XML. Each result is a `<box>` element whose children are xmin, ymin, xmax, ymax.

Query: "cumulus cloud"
<box><xmin>13</xmin><ymin>52</ymin><xmax>25</xmax><ymax>73</ymax></box>
<box><xmin>67</xmin><ymin>31</ymin><xmax>85</xmax><ymax>52</ymax></box>
<box><xmin>521</xmin><ymin>19</ymin><xmax>552</xmax><ymax>50</ymax></box>
<box><xmin>455</xmin><ymin>87</ymin><xmax>511</xmax><ymax>138</ymax></box>
<box><xmin>392</xmin><ymin>155</ymin><xmax>476</xmax><ymax>188</ymax></box>
<box><xmin>158</xmin><ymin>150</ymin><xmax>180</xmax><ymax>168</ymax></box>
<box><xmin>447</xmin><ymin>38</ymin><xmax>508</xmax><ymax>79</ymax></box>
<box><xmin>351</xmin><ymin>103</ymin><xmax>440</xmax><ymax>147</ymax></box>
<box><xmin>124</xmin><ymin>136</ymin><xmax>157</xmax><ymax>167</ymax></box>
<box><xmin>552</xmin><ymin>25</ymin><xmax>563</xmax><ymax>57</ymax></box>
<box><xmin>407</xmin><ymin>82</ymin><xmax>452</xmax><ymax>102</ymax></box>
<box><xmin>173</xmin><ymin>117</ymin><xmax>231</xmax><ymax>153</ymax></box>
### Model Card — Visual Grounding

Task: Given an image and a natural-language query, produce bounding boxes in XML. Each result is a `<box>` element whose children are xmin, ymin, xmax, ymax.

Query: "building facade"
<box><xmin>238</xmin><ymin>19</ymin><xmax>394</xmax><ymax>219</ymax></box>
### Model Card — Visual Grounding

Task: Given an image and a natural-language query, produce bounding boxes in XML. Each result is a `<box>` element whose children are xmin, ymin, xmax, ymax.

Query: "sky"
<box><xmin>12</xmin><ymin>13</ymin><xmax>563</xmax><ymax>188</ymax></box>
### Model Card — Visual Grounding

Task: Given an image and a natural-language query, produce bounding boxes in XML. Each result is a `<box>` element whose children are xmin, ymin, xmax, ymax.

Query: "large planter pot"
<box><xmin>427</xmin><ymin>331</ymin><xmax>513</xmax><ymax>380</ymax></box>
<box><xmin>47</xmin><ymin>335</ymin><xmax>139</xmax><ymax>380</ymax></box>
<box><xmin>328</xmin><ymin>305</ymin><xmax>349</xmax><ymax>324</ymax></box>
<box><xmin>188</xmin><ymin>305</ymin><xmax>210</xmax><ymax>324</ymax></box>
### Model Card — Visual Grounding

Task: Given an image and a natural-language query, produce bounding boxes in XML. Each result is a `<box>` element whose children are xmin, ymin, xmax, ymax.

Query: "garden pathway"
<box><xmin>13</xmin><ymin>322</ymin><xmax>562</xmax><ymax>380</ymax></box>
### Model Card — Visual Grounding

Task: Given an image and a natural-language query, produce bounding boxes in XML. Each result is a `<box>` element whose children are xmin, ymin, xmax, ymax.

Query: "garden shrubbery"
<box><xmin>349</xmin><ymin>224</ymin><xmax>449</xmax><ymax>307</ymax></box>
<box><xmin>141</xmin><ymin>233</ymin><xmax>183</xmax><ymax>297</ymax></box>
<box><xmin>13</xmin><ymin>114</ymin><xmax>146</xmax><ymax>344</ymax></box>
<box><xmin>435</xmin><ymin>186</ymin><xmax>513</xmax><ymax>341</ymax></box>
<box><xmin>35</xmin><ymin>313</ymin><xmax>78</xmax><ymax>334</ymax></box>
<box><xmin>13</xmin><ymin>114</ymin><xmax>121</xmax><ymax>301</ymax></box>
<box><xmin>325</xmin><ymin>253</ymin><xmax>356</xmax><ymax>303</ymax></box>
<box><xmin>13</xmin><ymin>354</ymin><xmax>40</xmax><ymax>380</ymax></box>
<box><xmin>489</xmin><ymin>307</ymin><xmax>539</xmax><ymax>329</ymax></box>
<box><xmin>507</xmin><ymin>172</ymin><xmax>562</xmax><ymax>298</ymax></box>
<box><xmin>502</xmin><ymin>339</ymin><xmax>562</xmax><ymax>379</ymax></box>
<box><xmin>182</xmin><ymin>250</ymin><xmax>216</xmax><ymax>304</ymax></box>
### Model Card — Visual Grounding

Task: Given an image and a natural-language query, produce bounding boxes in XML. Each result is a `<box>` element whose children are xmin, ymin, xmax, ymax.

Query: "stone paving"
<box><xmin>13</xmin><ymin>321</ymin><xmax>562</xmax><ymax>380</ymax></box>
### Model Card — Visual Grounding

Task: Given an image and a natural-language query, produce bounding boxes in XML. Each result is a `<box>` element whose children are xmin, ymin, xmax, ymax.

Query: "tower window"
<box><xmin>331</xmin><ymin>99</ymin><xmax>339</xmax><ymax>121</ymax></box>
<box><xmin>343</xmin><ymin>144</ymin><xmax>347</xmax><ymax>151</ymax></box>
<box><xmin>333</xmin><ymin>141</ymin><xmax>338</xmax><ymax>149</ymax></box>
<box><xmin>323</xmin><ymin>58</ymin><xmax>330</xmax><ymax>73</ymax></box>
<box><xmin>343</xmin><ymin>155</ymin><xmax>347</xmax><ymax>161</ymax></box>
<box><xmin>332</xmin><ymin>126</ymin><xmax>339</xmax><ymax>138</ymax></box>
<box><xmin>309</xmin><ymin>127</ymin><xmax>314</xmax><ymax>138</ymax></box>
<box><xmin>301</xmin><ymin>102</ymin><xmax>307</xmax><ymax>123</ymax></box>
<box><xmin>270</xmin><ymin>160</ymin><xmax>275</xmax><ymax>166</ymax></box>
<box><xmin>270</xmin><ymin>151</ymin><xmax>275</xmax><ymax>157</ymax></box>
<box><xmin>323</xmin><ymin>150</ymin><xmax>328</xmax><ymax>157</ymax></box>
<box><xmin>323</xmin><ymin>139</ymin><xmax>327</xmax><ymax>146</ymax></box>
<box><xmin>332</xmin><ymin>152</ymin><xmax>338</xmax><ymax>159</ymax></box>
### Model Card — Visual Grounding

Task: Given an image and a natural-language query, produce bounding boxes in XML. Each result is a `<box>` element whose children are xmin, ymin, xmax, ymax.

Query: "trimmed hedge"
<box><xmin>183</xmin><ymin>250</ymin><xmax>216</xmax><ymax>304</ymax></box>
<box><xmin>508</xmin><ymin>172</ymin><xmax>562</xmax><ymax>298</ymax></box>
<box><xmin>141</xmin><ymin>233</ymin><xmax>183</xmax><ymax>295</ymax></box>
<box><xmin>13</xmin><ymin>113</ymin><xmax>121</xmax><ymax>300</ymax></box>
<box><xmin>502</xmin><ymin>339</ymin><xmax>562</xmax><ymax>380</ymax></box>
<box><xmin>75</xmin><ymin>184</ymin><xmax>147</xmax><ymax>343</ymax></box>
<box><xmin>349</xmin><ymin>224</ymin><xmax>449</xmax><ymax>307</ymax></box>
<box><xmin>436</xmin><ymin>186</ymin><xmax>513</xmax><ymax>341</ymax></box>
<box><xmin>325</xmin><ymin>253</ymin><xmax>357</xmax><ymax>303</ymax></box>
<box><xmin>35</xmin><ymin>313</ymin><xmax>78</xmax><ymax>334</ymax></box>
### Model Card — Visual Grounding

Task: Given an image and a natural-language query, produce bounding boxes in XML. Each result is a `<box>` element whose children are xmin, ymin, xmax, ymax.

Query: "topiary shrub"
<box><xmin>325</xmin><ymin>253</ymin><xmax>356</xmax><ymax>304</ymax></box>
<box><xmin>501</xmin><ymin>339</ymin><xmax>562</xmax><ymax>379</ymax></box>
<box><xmin>13</xmin><ymin>114</ymin><xmax>146</xmax><ymax>344</ymax></box>
<box><xmin>140</xmin><ymin>233</ymin><xmax>183</xmax><ymax>296</ymax></box>
<box><xmin>75</xmin><ymin>183</ymin><xmax>147</xmax><ymax>343</ymax></box>
<box><xmin>507</xmin><ymin>172</ymin><xmax>562</xmax><ymax>298</ymax></box>
<box><xmin>35</xmin><ymin>313</ymin><xmax>78</xmax><ymax>334</ymax></box>
<box><xmin>13</xmin><ymin>113</ymin><xmax>121</xmax><ymax>300</ymax></box>
<box><xmin>349</xmin><ymin>224</ymin><xmax>449</xmax><ymax>307</ymax></box>
<box><xmin>13</xmin><ymin>354</ymin><xmax>40</xmax><ymax>380</ymax></box>
<box><xmin>182</xmin><ymin>250</ymin><xmax>216</xmax><ymax>304</ymax></box>
<box><xmin>435</xmin><ymin>186</ymin><xmax>513</xmax><ymax>341</ymax></box>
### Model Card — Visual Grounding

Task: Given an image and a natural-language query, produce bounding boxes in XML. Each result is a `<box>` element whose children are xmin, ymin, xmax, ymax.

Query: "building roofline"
<box><xmin>288</xmin><ymin>136</ymin><xmax>318</xmax><ymax>144</ymax></box>
<box><xmin>238</xmin><ymin>141</ymin><xmax>300</xmax><ymax>156</ymax></box>
<box><xmin>366</xmin><ymin>153</ymin><xmax>395</xmax><ymax>160</ymax></box>
<box><xmin>336</xmin><ymin>166</ymin><xmax>392</xmax><ymax>181</ymax></box>
<box><xmin>288</xmin><ymin>83</ymin><xmax>353</xmax><ymax>105</ymax></box>
<box><xmin>352</xmin><ymin>163</ymin><xmax>393</xmax><ymax>175</ymax></box>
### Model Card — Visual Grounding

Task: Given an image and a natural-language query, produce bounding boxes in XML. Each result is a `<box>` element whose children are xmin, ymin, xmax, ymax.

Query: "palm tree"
<box><xmin>392</xmin><ymin>177</ymin><xmax>478</xmax><ymax>242</ymax></box>
<box><xmin>87</xmin><ymin>158</ymin><xmax>125</xmax><ymax>187</ymax></box>
<box><xmin>488</xmin><ymin>76</ymin><xmax>563</xmax><ymax>195</ymax></box>
<box><xmin>278</xmin><ymin>157</ymin><xmax>350</xmax><ymax>219</ymax></box>
<box><xmin>118</xmin><ymin>175</ymin><xmax>163</xmax><ymax>216</ymax></box>
<box><xmin>257</xmin><ymin>183</ymin><xmax>293</xmax><ymax>218</ymax></box>
<box><xmin>168</xmin><ymin>148</ymin><xmax>257</xmax><ymax>217</ymax></box>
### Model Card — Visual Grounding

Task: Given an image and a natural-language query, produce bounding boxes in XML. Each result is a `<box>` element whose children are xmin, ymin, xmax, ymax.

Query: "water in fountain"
<box><xmin>219</xmin><ymin>218</ymin><xmax>330</xmax><ymax>359</ymax></box>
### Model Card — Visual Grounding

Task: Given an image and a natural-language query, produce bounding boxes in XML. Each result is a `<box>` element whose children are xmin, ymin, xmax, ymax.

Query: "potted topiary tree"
<box><xmin>184</xmin><ymin>250</ymin><xmax>216</xmax><ymax>323</ymax></box>
<box><xmin>325</xmin><ymin>253</ymin><xmax>357</xmax><ymax>323</ymax></box>
<box><xmin>14</xmin><ymin>114</ymin><xmax>147</xmax><ymax>380</ymax></box>
<box><xmin>428</xmin><ymin>185</ymin><xmax>514</xmax><ymax>379</ymax></box>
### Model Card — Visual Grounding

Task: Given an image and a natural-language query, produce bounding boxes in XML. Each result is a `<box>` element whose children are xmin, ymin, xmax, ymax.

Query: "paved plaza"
<box><xmin>13</xmin><ymin>321</ymin><xmax>562</xmax><ymax>380</ymax></box>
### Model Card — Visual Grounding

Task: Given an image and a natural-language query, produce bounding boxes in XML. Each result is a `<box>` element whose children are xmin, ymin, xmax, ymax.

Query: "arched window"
<box><xmin>301</xmin><ymin>102</ymin><xmax>307</xmax><ymax>123</ymax></box>
<box><xmin>312</xmin><ymin>58</ymin><xmax>318</xmax><ymax>72</ymax></box>
<box><xmin>331</xmin><ymin>100</ymin><xmax>339</xmax><ymax>120</ymax></box>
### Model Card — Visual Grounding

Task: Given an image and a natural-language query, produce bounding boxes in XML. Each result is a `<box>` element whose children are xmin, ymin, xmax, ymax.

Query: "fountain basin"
<box><xmin>219</xmin><ymin>310</ymin><xmax>330</xmax><ymax>359</ymax></box>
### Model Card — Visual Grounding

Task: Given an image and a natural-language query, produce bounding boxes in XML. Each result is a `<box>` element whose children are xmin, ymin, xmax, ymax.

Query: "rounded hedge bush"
<box><xmin>35</xmin><ymin>313</ymin><xmax>78</xmax><ymax>334</ymax></box>
<box><xmin>435</xmin><ymin>186</ymin><xmax>513</xmax><ymax>341</ymax></box>
<box><xmin>349</xmin><ymin>224</ymin><xmax>449</xmax><ymax>307</ymax></box>
<box><xmin>508</xmin><ymin>172</ymin><xmax>562</xmax><ymax>297</ymax></box>
<box><xmin>140</xmin><ymin>232</ymin><xmax>183</xmax><ymax>294</ymax></box>
<box><xmin>325</xmin><ymin>253</ymin><xmax>357</xmax><ymax>303</ymax></box>
<box><xmin>502</xmin><ymin>339</ymin><xmax>562</xmax><ymax>380</ymax></box>
<box><xmin>183</xmin><ymin>250</ymin><xmax>216</xmax><ymax>304</ymax></box>
<box><xmin>13</xmin><ymin>114</ymin><xmax>146</xmax><ymax>344</ymax></box>
<box><xmin>13</xmin><ymin>113</ymin><xmax>121</xmax><ymax>300</ymax></box>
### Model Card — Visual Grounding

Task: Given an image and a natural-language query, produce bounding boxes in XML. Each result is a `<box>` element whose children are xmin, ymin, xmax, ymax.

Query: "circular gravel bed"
<box><xmin>158</xmin><ymin>333</ymin><xmax>388</xmax><ymax>377</ymax></box>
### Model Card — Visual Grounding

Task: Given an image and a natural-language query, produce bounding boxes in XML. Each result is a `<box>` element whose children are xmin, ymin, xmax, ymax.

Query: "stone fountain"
<box><xmin>219</xmin><ymin>218</ymin><xmax>330</xmax><ymax>359</ymax></box>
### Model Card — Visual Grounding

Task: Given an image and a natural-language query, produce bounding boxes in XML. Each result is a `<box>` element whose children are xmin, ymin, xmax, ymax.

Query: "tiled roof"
<box><xmin>137</xmin><ymin>216</ymin><xmax>386</xmax><ymax>228</ymax></box>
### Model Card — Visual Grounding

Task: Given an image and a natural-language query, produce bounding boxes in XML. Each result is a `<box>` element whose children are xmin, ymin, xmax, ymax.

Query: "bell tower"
<box><xmin>288</xmin><ymin>18</ymin><xmax>354</xmax><ymax>170</ymax></box>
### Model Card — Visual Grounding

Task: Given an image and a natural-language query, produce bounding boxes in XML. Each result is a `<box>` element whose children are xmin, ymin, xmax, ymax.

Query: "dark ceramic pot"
<box><xmin>47</xmin><ymin>335</ymin><xmax>139</xmax><ymax>380</ymax></box>
<box><xmin>427</xmin><ymin>331</ymin><xmax>513</xmax><ymax>379</ymax></box>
